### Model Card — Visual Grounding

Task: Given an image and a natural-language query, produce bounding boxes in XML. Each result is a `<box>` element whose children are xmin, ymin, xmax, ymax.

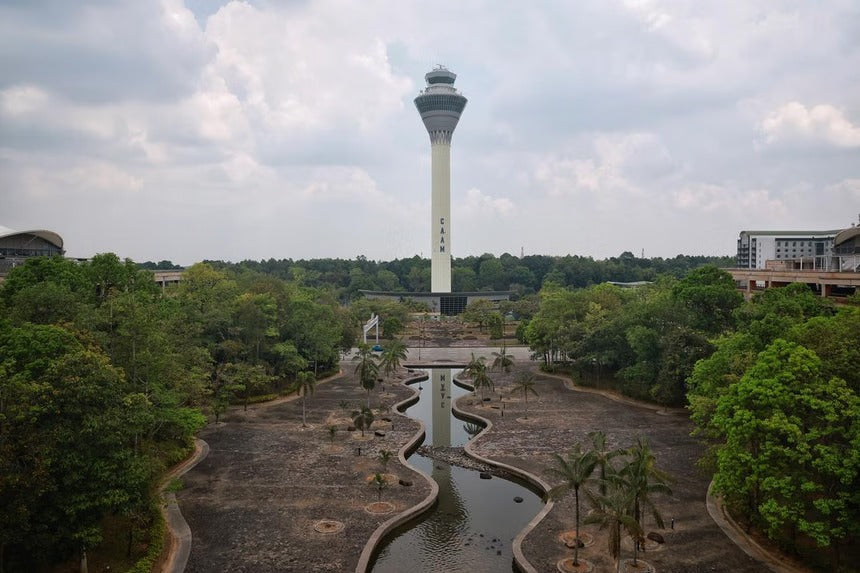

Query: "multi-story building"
<box><xmin>736</xmin><ymin>230</ymin><xmax>842</xmax><ymax>269</ymax></box>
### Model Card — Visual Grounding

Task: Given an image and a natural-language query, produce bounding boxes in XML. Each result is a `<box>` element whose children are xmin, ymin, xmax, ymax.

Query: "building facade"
<box><xmin>0</xmin><ymin>225</ymin><xmax>64</xmax><ymax>275</ymax></box>
<box><xmin>736</xmin><ymin>230</ymin><xmax>842</xmax><ymax>270</ymax></box>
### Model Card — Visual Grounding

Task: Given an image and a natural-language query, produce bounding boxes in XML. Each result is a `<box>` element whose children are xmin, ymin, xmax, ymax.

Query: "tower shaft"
<box><xmin>431</xmin><ymin>142</ymin><xmax>451</xmax><ymax>292</ymax></box>
<box><xmin>415</xmin><ymin>66</ymin><xmax>466</xmax><ymax>295</ymax></box>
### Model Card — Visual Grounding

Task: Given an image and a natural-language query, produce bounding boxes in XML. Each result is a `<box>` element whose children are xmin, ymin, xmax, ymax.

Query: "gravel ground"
<box><xmin>456</xmin><ymin>365</ymin><xmax>766</xmax><ymax>573</ymax></box>
<box><xmin>177</xmin><ymin>368</ymin><xmax>431</xmax><ymax>573</ymax></box>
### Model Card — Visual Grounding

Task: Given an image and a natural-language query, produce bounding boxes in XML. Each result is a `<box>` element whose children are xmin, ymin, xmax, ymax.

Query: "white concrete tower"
<box><xmin>415</xmin><ymin>66</ymin><xmax>467</xmax><ymax>293</ymax></box>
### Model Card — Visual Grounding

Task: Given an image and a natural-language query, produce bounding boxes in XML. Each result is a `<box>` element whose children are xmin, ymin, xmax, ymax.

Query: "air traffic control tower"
<box><xmin>415</xmin><ymin>66</ymin><xmax>467</xmax><ymax>293</ymax></box>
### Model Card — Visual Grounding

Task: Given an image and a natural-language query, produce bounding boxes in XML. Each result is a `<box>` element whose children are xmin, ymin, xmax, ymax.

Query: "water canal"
<box><xmin>371</xmin><ymin>369</ymin><xmax>543</xmax><ymax>572</ymax></box>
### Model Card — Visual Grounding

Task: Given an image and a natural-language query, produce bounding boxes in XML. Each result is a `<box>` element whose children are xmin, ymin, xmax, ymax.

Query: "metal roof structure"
<box><xmin>0</xmin><ymin>225</ymin><xmax>64</xmax><ymax>250</ymax></box>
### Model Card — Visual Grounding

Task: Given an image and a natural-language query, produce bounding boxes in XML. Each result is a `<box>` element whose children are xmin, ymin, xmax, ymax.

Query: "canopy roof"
<box><xmin>0</xmin><ymin>225</ymin><xmax>64</xmax><ymax>250</ymax></box>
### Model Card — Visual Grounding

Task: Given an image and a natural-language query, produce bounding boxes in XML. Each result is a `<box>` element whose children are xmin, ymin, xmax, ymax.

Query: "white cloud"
<box><xmin>461</xmin><ymin>188</ymin><xmax>514</xmax><ymax>217</ymax></box>
<box><xmin>759</xmin><ymin>102</ymin><xmax>860</xmax><ymax>148</ymax></box>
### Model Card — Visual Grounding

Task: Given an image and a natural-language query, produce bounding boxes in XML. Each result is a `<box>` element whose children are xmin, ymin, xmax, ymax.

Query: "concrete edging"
<box><xmin>451</xmin><ymin>377</ymin><xmax>554</xmax><ymax>573</ymax></box>
<box><xmin>161</xmin><ymin>438</ymin><xmax>210</xmax><ymax>573</ymax></box>
<box><xmin>355</xmin><ymin>371</ymin><xmax>440</xmax><ymax>573</ymax></box>
<box><xmin>706</xmin><ymin>481</ymin><xmax>812</xmax><ymax>573</ymax></box>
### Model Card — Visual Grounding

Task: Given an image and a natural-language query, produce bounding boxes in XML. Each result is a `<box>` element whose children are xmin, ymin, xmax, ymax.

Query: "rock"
<box><xmin>479</xmin><ymin>472</ymin><xmax>492</xmax><ymax>480</ymax></box>
<box><xmin>399</xmin><ymin>479</ymin><xmax>413</xmax><ymax>487</ymax></box>
<box><xmin>564</xmin><ymin>538</ymin><xmax>585</xmax><ymax>549</ymax></box>
<box><xmin>374</xmin><ymin>430</ymin><xmax>386</xmax><ymax>437</ymax></box>
<box><xmin>483</xmin><ymin>397</ymin><xmax>491</xmax><ymax>402</ymax></box>
<box><xmin>382</xmin><ymin>417</ymin><xmax>392</xmax><ymax>422</ymax></box>
<box><xmin>347</xmin><ymin>426</ymin><xmax>356</xmax><ymax>432</ymax></box>
<box><xmin>647</xmin><ymin>531</ymin><xmax>665</xmax><ymax>544</ymax></box>
<box><xmin>513</xmin><ymin>496</ymin><xmax>523</xmax><ymax>503</ymax></box>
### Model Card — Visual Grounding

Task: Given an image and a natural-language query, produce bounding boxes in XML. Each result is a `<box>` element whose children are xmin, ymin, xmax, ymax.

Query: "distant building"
<box><xmin>736</xmin><ymin>230</ymin><xmax>842</xmax><ymax>270</ymax></box>
<box><xmin>0</xmin><ymin>225</ymin><xmax>64</xmax><ymax>275</ymax></box>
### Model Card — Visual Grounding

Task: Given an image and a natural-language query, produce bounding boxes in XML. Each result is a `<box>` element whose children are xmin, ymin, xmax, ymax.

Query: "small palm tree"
<box><xmin>291</xmin><ymin>371</ymin><xmax>315</xmax><ymax>427</ymax></box>
<box><xmin>463</xmin><ymin>352</ymin><xmax>484</xmax><ymax>379</ymax></box>
<box><xmin>354</xmin><ymin>343</ymin><xmax>380</xmax><ymax>407</ymax></box>
<box><xmin>620</xmin><ymin>437</ymin><xmax>673</xmax><ymax>564</ymax></box>
<box><xmin>588</xmin><ymin>430</ymin><xmax>624</xmax><ymax>497</ymax></box>
<box><xmin>378</xmin><ymin>449</ymin><xmax>394</xmax><ymax>471</ymax></box>
<box><xmin>512</xmin><ymin>371</ymin><xmax>538</xmax><ymax>418</ymax></box>
<box><xmin>351</xmin><ymin>406</ymin><xmax>375</xmax><ymax>437</ymax></box>
<box><xmin>546</xmin><ymin>444</ymin><xmax>598</xmax><ymax>567</ymax></box>
<box><xmin>327</xmin><ymin>425</ymin><xmax>338</xmax><ymax>443</ymax></box>
<box><xmin>491</xmin><ymin>344</ymin><xmax>514</xmax><ymax>373</ymax></box>
<box><xmin>585</xmin><ymin>482</ymin><xmax>642</xmax><ymax>573</ymax></box>
<box><xmin>371</xmin><ymin>472</ymin><xmax>388</xmax><ymax>501</ymax></box>
<box><xmin>380</xmin><ymin>338</ymin><xmax>408</xmax><ymax>380</ymax></box>
<box><xmin>472</xmin><ymin>361</ymin><xmax>494</xmax><ymax>401</ymax></box>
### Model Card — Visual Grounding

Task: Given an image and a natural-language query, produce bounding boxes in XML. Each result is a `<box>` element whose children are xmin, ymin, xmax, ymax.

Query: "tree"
<box><xmin>585</xmin><ymin>483</ymin><xmax>642</xmax><ymax>573</ymax></box>
<box><xmin>351</xmin><ymin>406</ymin><xmax>375</xmax><ymax>437</ymax></box>
<box><xmin>588</xmin><ymin>431</ymin><xmax>625</xmax><ymax>498</ymax></box>
<box><xmin>546</xmin><ymin>444</ymin><xmax>597</xmax><ymax>567</ymax></box>
<box><xmin>671</xmin><ymin>265</ymin><xmax>742</xmax><ymax>334</ymax></box>
<box><xmin>462</xmin><ymin>299</ymin><xmax>494</xmax><ymax>332</ymax></box>
<box><xmin>378</xmin><ymin>449</ymin><xmax>394</xmax><ymax>471</ymax></box>
<box><xmin>353</xmin><ymin>343</ymin><xmax>380</xmax><ymax>407</ymax></box>
<box><xmin>464</xmin><ymin>355</ymin><xmax>493</xmax><ymax>400</ymax></box>
<box><xmin>512</xmin><ymin>371</ymin><xmax>538</xmax><ymax>418</ymax></box>
<box><xmin>292</xmin><ymin>371</ymin><xmax>316</xmax><ymax>427</ymax></box>
<box><xmin>491</xmin><ymin>345</ymin><xmax>513</xmax><ymax>373</ymax></box>
<box><xmin>370</xmin><ymin>472</ymin><xmax>388</xmax><ymax>501</ymax></box>
<box><xmin>711</xmin><ymin>339</ymin><xmax>860</xmax><ymax>559</ymax></box>
<box><xmin>620</xmin><ymin>437</ymin><xmax>673</xmax><ymax>563</ymax></box>
<box><xmin>379</xmin><ymin>338</ymin><xmax>407</xmax><ymax>380</ymax></box>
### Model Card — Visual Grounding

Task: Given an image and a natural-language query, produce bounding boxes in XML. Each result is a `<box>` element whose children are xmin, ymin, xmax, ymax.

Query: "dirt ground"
<box><xmin>456</xmin><ymin>365</ymin><xmax>765</xmax><ymax>573</ymax></box>
<box><xmin>177</xmin><ymin>368</ymin><xmax>431</xmax><ymax>573</ymax></box>
<box><xmin>175</xmin><ymin>353</ymin><xmax>782</xmax><ymax>573</ymax></box>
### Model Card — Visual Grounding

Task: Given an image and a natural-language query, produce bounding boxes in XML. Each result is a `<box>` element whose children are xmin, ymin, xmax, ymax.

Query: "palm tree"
<box><xmin>512</xmin><ymin>371</ymin><xmax>538</xmax><ymax>418</ymax></box>
<box><xmin>327</xmin><ymin>425</ymin><xmax>338</xmax><ymax>443</ymax></box>
<box><xmin>472</xmin><ymin>360</ymin><xmax>494</xmax><ymax>401</ymax></box>
<box><xmin>620</xmin><ymin>437</ymin><xmax>673</xmax><ymax>564</ymax></box>
<box><xmin>546</xmin><ymin>444</ymin><xmax>598</xmax><ymax>567</ymax></box>
<box><xmin>371</xmin><ymin>472</ymin><xmax>388</xmax><ymax>501</ymax></box>
<box><xmin>351</xmin><ymin>406</ymin><xmax>375</xmax><ymax>437</ymax></box>
<box><xmin>585</xmin><ymin>482</ymin><xmax>642</xmax><ymax>573</ymax></box>
<box><xmin>353</xmin><ymin>343</ymin><xmax>380</xmax><ymax>407</ymax></box>
<box><xmin>463</xmin><ymin>352</ymin><xmax>484</xmax><ymax>378</ymax></box>
<box><xmin>491</xmin><ymin>344</ymin><xmax>514</xmax><ymax>373</ymax></box>
<box><xmin>291</xmin><ymin>371</ymin><xmax>316</xmax><ymax>427</ymax></box>
<box><xmin>588</xmin><ymin>430</ymin><xmax>624</xmax><ymax>497</ymax></box>
<box><xmin>379</xmin><ymin>338</ymin><xmax>408</xmax><ymax>380</ymax></box>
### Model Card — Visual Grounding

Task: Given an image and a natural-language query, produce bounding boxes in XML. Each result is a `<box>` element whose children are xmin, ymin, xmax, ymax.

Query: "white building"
<box><xmin>736</xmin><ymin>230</ymin><xmax>842</xmax><ymax>269</ymax></box>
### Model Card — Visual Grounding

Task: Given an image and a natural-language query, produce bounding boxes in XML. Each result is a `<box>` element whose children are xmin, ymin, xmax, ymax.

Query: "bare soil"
<box><xmin>456</xmin><ymin>365</ymin><xmax>766</xmax><ymax>573</ymax></box>
<box><xmin>176</xmin><ymin>369</ymin><xmax>430</xmax><ymax>573</ymax></box>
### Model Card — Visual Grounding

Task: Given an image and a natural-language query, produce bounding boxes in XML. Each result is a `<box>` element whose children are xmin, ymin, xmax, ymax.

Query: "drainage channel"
<box><xmin>371</xmin><ymin>368</ymin><xmax>543</xmax><ymax>573</ymax></box>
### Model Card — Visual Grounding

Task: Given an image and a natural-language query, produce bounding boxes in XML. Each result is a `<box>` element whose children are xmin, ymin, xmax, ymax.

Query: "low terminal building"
<box><xmin>0</xmin><ymin>225</ymin><xmax>64</xmax><ymax>275</ymax></box>
<box><xmin>359</xmin><ymin>290</ymin><xmax>510</xmax><ymax>315</ymax></box>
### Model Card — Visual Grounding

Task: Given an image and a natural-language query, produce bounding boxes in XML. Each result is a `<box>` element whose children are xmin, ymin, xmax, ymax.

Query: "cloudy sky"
<box><xmin>1</xmin><ymin>1</ymin><xmax>859</xmax><ymax>264</ymax></box>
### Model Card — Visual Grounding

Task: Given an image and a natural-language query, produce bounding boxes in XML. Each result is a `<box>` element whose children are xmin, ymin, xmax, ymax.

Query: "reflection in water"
<box><xmin>372</xmin><ymin>369</ymin><xmax>542</xmax><ymax>573</ymax></box>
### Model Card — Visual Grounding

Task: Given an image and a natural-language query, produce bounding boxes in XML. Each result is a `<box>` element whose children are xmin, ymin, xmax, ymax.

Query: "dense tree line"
<box><xmin>522</xmin><ymin>268</ymin><xmax>860</xmax><ymax>568</ymax></box>
<box><xmin>169</xmin><ymin>251</ymin><xmax>734</xmax><ymax>300</ymax></box>
<box><xmin>0</xmin><ymin>255</ymin><xmax>357</xmax><ymax>571</ymax></box>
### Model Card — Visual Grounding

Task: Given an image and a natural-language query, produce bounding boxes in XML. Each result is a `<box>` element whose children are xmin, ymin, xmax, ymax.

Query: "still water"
<box><xmin>371</xmin><ymin>369</ymin><xmax>543</xmax><ymax>573</ymax></box>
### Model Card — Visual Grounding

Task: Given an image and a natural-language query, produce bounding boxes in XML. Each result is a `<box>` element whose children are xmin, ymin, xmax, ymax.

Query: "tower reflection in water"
<box><xmin>371</xmin><ymin>369</ymin><xmax>542</xmax><ymax>573</ymax></box>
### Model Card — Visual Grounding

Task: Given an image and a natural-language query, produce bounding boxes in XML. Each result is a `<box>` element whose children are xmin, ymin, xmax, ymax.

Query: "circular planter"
<box><xmin>557</xmin><ymin>558</ymin><xmax>594</xmax><ymax>572</ymax></box>
<box><xmin>621</xmin><ymin>558</ymin><xmax>655</xmax><ymax>573</ymax></box>
<box><xmin>364</xmin><ymin>501</ymin><xmax>395</xmax><ymax>515</ymax></box>
<box><xmin>559</xmin><ymin>530</ymin><xmax>595</xmax><ymax>548</ymax></box>
<box><xmin>313</xmin><ymin>519</ymin><xmax>344</xmax><ymax>534</ymax></box>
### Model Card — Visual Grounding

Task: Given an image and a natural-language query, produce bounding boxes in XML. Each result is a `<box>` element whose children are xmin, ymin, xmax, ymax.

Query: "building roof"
<box><xmin>0</xmin><ymin>225</ymin><xmax>64</xmax><ymax>250</ymax></box>
<box><xmin>834</xmin><ymin>226</ymin><xmax>860</xmax><ymax>246</ymax></box>
<box><xmin>739</xmin><ymin>229</ymin><xmax>843</xmax><ymax>237</ymax></box>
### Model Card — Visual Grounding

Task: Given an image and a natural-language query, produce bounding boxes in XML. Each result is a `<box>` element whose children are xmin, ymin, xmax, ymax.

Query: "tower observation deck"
<box><xmin>415</xmin><ymin>66</ymin><xmax>467</xmax><ymax>293</ymax></box>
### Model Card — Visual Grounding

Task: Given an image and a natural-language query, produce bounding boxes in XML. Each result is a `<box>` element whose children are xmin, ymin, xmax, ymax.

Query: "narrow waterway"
<box><xmin>371</xmin><ymin>369</ymin><xmax>543</xmax><ymax>573</ymax></box>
